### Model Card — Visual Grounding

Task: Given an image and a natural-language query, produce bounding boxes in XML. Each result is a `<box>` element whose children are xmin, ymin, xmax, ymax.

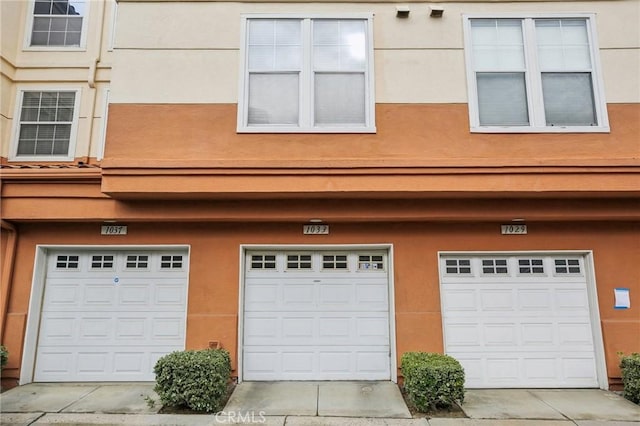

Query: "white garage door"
<box><xmin>243</xmin><ymin>250</ymin><xmax>391</xmax><ymax>381</ymax></box>
<box><xmin>35</xmin><ymin>250</ymin><xmax>189</xmax><ymax>382</ymax></box>
<box><xmin>440</xmin><ymin>254</ymin><xmax>599</xmax><ymax>388</ymax></box>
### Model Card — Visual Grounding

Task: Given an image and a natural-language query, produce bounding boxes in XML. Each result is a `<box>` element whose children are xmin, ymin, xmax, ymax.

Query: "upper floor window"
<box><xmin>11</xmin><ymin>90</ymin><xmax>80</xmax><ymax>161</ymax></box>
<box><xmin>28</xmin><ymin>0</ymin><xmax>87</xmax><ymax>47</ymax></box>
<box><xmin>238</xmin><ymin>15</ymin><xmax>375</xmax><ymax>133</ymax></box>
<box><xmin>464</xmin><ymin>15</ymin><xmax>609</xmax><ymax>133</ymax></box>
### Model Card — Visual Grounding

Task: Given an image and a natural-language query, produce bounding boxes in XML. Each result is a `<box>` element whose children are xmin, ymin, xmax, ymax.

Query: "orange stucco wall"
<box><xmin>104</xmin><ymin>103</ymin><xmax>640</xmax><ymax>166</ymax></box>
<box><xmin>2</xmin><ymin>219</ymin><xmax>638</xmax><ymax>386</ymax></box>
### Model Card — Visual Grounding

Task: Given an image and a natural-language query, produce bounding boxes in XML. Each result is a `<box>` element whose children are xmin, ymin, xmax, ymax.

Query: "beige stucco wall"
<box><xmin>111</xmin><ymin>0</ymin><xmax>640</xmax><ymax>104</ymax></box>
<box><xmin>0</xmin><ymin>0</ymin><xmax>116</xmax><ymax>162</ymax></box>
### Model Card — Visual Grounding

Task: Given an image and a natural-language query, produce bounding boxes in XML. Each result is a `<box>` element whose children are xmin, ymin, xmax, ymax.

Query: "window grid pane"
<box><xmin>31</xmin><ymin>0</ymin><xmax>84</xmax><ymax>47</ymax></box>
<box><xmin>477</xmin><ymin>72</ymin><xmax>529</xmax><ymax>126</ymax></box>
<box><xmin>482</xmin><ymin>259</ymin><xmax>508</xmax><ymax>274</ymax></box>
<box><xmin>518</xmin><ymin>259</ymin><xmax>545</xmax><ymax>274</ymax></box>
<box><xmin>161</xmin><ymin>255</ymin><xmax>183</xmax><ymax>269</ymax></box>
<box><xmin>56</xmin><ymin>255</ymin><xmax>79</xmax><ymax>269</ymax></box>
<box><xmin>314</xmin><ymin>72</ymin><xmax>366</xmax><ymax>125</ymax></box>
<box><xmin>287</xmin><ymin>254</ymin><xmax>312</xmax><ymax>270</ymax></box>
<box><xmin>251</xmin><ymin>255</ymin><xmax>277</xmax><ymax>269</ymax></box>
<box><xmin>358</xmin><ymin>255</ymin><xmax>384</xmax><ymax>271</ymax></box>
<box><xmin>555</xmin><ymin>258</ymin><xmax>582</xmax><ymax>274</ymax></box>
<box><xmin>313</xmin><ymin>20</ymin><xmax>366</xmax><ymax>71</ymax></box>
<box><xmin>323</xmin><ymin>254</ymin><xmax>348</xmax><ymax>270</ymax></box>
<box><xmin>248</xmin><ymin>73</ymin><xmax>299</xmax><ymax>125</ymax></box>
<box><xmin>17</xmin><ymin>91</ymin><xmax>75</xmax><ymax>157</ymax></box>
<box><xmin>126</xmin><ymin>255</ymin><xmax>149</xmax><ymax>269</ymax></box>
<box><xmin>91</xmin><ymin>255</ymin><xmax>114</xmax><ymax>269</ymax></box>
<box><xmin>445</xmin><ymin>259</ymin><xmax>472</xmax><ymax>275</ymax></box>
<box><xmin>536</xmin><ymin>19</ymin><xmax>591</xmax><ymax>71</ymax></box>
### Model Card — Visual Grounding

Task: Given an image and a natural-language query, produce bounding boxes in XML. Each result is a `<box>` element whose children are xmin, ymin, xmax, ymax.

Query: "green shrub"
<box><xmin>154</xmin><ymin>348</ymin><xmax>232</xmax><ymax>412</ymax></box>
<box><xmin>0</xmin><ymin>345</ymin><xmax>7</xmax><ymax>369</ymax></box>
<box><xmin>620</xmin><ymin>353</ymin><xmax>640</xmax><ymax>404</ymax></box>
<box><xmin>401</xmin><ymin>352</ymin><xmax>465</xmax><ymax>412</ymax></box>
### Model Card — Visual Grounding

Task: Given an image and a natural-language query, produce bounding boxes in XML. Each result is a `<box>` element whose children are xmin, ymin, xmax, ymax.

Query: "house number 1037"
<box><xmin>101</xmin><ymin>225</ymin><xmax>128</xmax><ymax>235</ymax></box>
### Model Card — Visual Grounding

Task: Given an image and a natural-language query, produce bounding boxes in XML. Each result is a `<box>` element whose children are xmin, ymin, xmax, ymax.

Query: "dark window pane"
<box><xmin>477</xmin><ymin>72</ymin><xmax>529</xmax><ymax>126</ymax></box>
<box><xmin>31</xmin><ymin>31</ymin><xmax>49</xmax><ymax>46</ymax></box>
<box><xmin>542</xmin><ymin>73</ymin><xmax>596</xmax><ymax>126</ymax></box>
<box><xmin>34</xmin><ymin>1</ymin><xmax>52</xmax><ymax>14</ymax></box>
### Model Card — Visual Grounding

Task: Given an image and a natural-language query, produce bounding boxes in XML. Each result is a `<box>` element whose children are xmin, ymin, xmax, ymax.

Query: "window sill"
<box><xmin>237</xmin><ymin>126</ymin><xmax>377</xmax><ymax>134</ymax></box>
<box><xmin>470</xmin><ymin>126</ymin><xmax>611</xmax><ymax>134</ymax></box>
<box><xmin>8</xmin><ymin>156</ymin><xmax>75</xmax><ymax>162</ymax></box>
<box><xmin>22</xmin><ymin>46</ymin><xmax>87</xmax><ymax>52</ymax></box>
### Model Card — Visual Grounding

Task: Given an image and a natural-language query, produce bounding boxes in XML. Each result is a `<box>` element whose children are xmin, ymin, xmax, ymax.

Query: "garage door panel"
<box><xmin>518</xmin><ymin>290</ymin><xmax>552</xmax><ymax>310</ymax></box>
<box><xmin>36</xmin><ymin>344</ymin><xmax>178</xmax><ymax>382</ymax></box>
<box><xmin>442</xmin><ymin>290</ymin><xmax>476</xmax><ymax>311</ymax></box>
<box><xmin>555</xmin><ymin>289</ymin><xmax>590</xmax><ymax>310</ymax></box>
<box><xmin>521</xmin><ymin>323</ymin><xmax>555</xmax><ymax>345</ymax></box>
<box><xmin>244</xmin><ymin>312</ymin><xmax>388</xmax><ymax>346</ymax></box>
<box><xmin>356</xmin><ymin>283</ymin><xmax>388</xmax><ymax>306</ymax></box>
<box><xmin>441</xmin><ymin>253</ymin><xmax>598</xmax><ymax>388</ymax></box>
<box><xmin>35</xmin><ymin>251</ymin><xmax>188</xmax><ymax>382</ymax></box>
<box><xmin>479</xmin><ymin>290</ymin><xmax>515</xmax><ymax>311</ymax></box>
<box><xmin>244</xmin><ymin>346</ymin><xmax>390</xmax><ymax>381</ymax></box>
<box><xmin>43</xmin><ymin>281</ymin><xmax>186</xmax><ymax>312</ymax></box>
<box><xmin>38</xmin><ymin>312</ymin><xmax>185</xmax><ymax>346</ymax></box>
<box><xmin>41</xmin><ymin>282</ymin><xmax>81</xmax><ymax>308</ymax></box>
<box><xmin>243</xmin><ymin>250</ymin><xmax>391</xmax><ymax>381</ymax></box>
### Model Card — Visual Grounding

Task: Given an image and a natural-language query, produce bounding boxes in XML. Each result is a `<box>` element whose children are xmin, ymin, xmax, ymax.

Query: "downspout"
<box><xmin>82</xmin><ymin>0</ymin><xmax>107</xmax><ymax>164</ymax></box>
<box><xmin>0</xmin><ymin>220</ymin><xmax>18</xmax><ymax>343</ymax></box>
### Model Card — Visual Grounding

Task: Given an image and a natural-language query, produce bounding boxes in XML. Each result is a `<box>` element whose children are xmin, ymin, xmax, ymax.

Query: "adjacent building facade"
<box><xmin>1</xmin><ymin>0</ymin><xmax>639</xmax><ymax>390</ymax></box>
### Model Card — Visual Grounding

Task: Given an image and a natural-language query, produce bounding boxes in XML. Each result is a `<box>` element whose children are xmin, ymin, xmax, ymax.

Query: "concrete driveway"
<box><xmin>1</xmin><ymin>382</ymin><xmax>640</xmax><ymax>425</ymax></box>
<box><xmin>223</xmin><ymin>381</ymin><xmax>411</xmax><ymax>418</ymax></box>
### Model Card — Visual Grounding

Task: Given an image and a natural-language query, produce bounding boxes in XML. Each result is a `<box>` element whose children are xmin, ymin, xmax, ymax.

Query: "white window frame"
<box><xmin>237</xmin><ymin>13</ymin><xmax>376</xmax><ymax>133</ymax></box>
<box><xmin>9</xmin><ymin>87</ymin><xmax>82</xmax><ymax>162</ymax></box>
<box><xmin>463</xmin><ymin>13</ymin><xmax>609</xmax><ymax>133</ymax></box>
<box><xmin>23</xmin><ymin>0</ymin><xmax>90</xmax><ymax>50</ymax></box>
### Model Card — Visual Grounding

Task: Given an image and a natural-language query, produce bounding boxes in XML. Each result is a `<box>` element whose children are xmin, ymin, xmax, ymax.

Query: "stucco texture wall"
<box><xmin>2</xmin><ymin>220</ymin><xmax>638</xmax><ymax>385</ymax></box>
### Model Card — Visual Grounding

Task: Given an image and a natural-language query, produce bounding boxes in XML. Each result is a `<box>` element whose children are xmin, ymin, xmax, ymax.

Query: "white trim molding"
<box><xmin>237</xmin><ymin>243</ymin><xmax>396</xmax><ymax>383</ymax></box>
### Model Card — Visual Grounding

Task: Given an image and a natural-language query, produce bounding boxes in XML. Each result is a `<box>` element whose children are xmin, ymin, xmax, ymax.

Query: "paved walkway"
<box><xmin>1</xmin><ymin>382</ymin><xmax>639</xmax><ymax>425</ymax></box>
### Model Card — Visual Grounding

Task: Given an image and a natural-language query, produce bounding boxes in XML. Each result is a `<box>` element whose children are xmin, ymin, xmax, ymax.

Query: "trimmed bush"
<box><xmin>0</xmin><ymin>345</ymin><xmax>7</xmax><ymax>369</ymax></box>
<box><xmin>154</xmin><ymin>348</ymin><xmax>232</xmax><ymax>412</ymax></box>
<box><xmin>620</xmin><ymin>353</ymin><xmax>640</xmax><ymax>404</ymax></box>
<box><xmin>401</xmin><ymin>352</ymin><xmax>465</xmax><ymax>412</ymax></box>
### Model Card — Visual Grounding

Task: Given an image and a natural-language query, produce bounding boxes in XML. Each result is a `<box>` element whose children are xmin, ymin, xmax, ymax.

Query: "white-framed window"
<box><xmin>237</xmin><ymin>14</ymin><xmax>376</xmax><ymax>133</ymax></box>
<box><xmin>10</xmin><ymin>89</ymin><xmax>81</xmax><ymax>161</ymax></box>
<box><xmin>26</xmin><ymin>0</ymin><xmax>88</xmax><ymax>48</ymax></box>
<box><xmin>463</xmin><ymin>14</ymin><xmax>609</xmax><ymax>133</ymax></box>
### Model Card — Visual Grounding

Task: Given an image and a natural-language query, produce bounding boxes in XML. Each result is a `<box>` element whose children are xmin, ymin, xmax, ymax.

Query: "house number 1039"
<box><xmin>303</xmin><ymin>224</ymin><xmax>329</xmax><ymax>235</ymax></box>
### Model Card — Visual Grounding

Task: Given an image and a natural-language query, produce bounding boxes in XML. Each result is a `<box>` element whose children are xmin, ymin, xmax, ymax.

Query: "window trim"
<box><xmin>9</xmin><ymin>87</ymin><xmax>82</xmax><ymax>162</ymax></box>
<box><xmin>237</xmin><ymin>13</ymin><xmax>376</xmax><ymax>134</ymax></box>
<box><xmin>23</xmin><ymin>0</ymin><xmax>90</xmax><ymax>51</ymax></box>
<box><xmin>463</xmin><ymin>13</ymin><xmax>609</xmax><ymax>133</ymax></box>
